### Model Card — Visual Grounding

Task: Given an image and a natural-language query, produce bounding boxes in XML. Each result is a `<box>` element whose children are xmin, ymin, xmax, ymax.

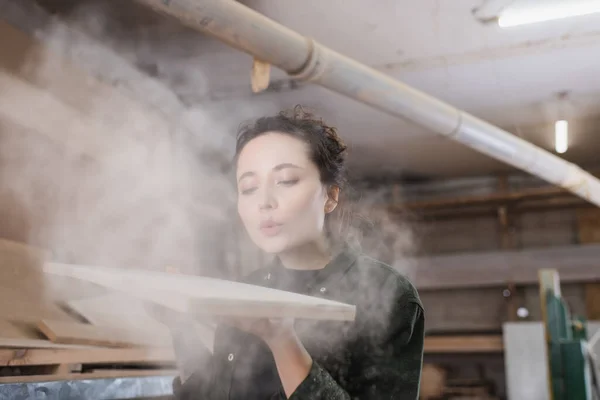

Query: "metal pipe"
<box><xmin>135</xmin><ymin>0</ymin><xmax>600</xmax><ymax>207</ymax></box>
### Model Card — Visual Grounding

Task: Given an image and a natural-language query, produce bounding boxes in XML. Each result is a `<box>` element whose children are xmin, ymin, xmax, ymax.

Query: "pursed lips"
<box><xmin>259</xmin><ymin>220</ymin><xmax>283</xmax><ymax>236</ymax></box>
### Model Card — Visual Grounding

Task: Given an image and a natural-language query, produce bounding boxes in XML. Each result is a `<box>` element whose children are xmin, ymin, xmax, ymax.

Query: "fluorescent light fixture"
<box><xmin>498</xmin><ymin>1</ymin><xmax>600</xmax><ymax>28</ymax></box>
<box><xmin>555</xmin><ymin>120</ymin><xmax>568</xmax><ymax>154</ymax></box>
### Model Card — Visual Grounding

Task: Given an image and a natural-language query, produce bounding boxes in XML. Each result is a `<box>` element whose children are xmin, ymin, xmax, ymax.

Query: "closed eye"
<box><xmin>277</xmin><ymin>179</ymin><xmax>299</xmax><ymax>186</ymax></box>
<box><xmin>240</xmin><ymin>187</ymin><xmax>257</xmax><ymax>195</ymax></box>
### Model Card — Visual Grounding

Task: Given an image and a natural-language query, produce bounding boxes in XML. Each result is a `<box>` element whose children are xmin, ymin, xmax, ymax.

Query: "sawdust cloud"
<box><xmin>0</xmin><ymin>0</ymin><xmax>418</xmax><ymax>367</ymax></box>
<box><xmin>1</xmin><ymin>0</ymin><xmax>279</xmax><ymax>277</ymax></box>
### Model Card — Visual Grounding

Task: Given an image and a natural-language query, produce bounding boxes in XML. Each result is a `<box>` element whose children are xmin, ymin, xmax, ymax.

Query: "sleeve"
<box><xmin>289</xmin><ymin>292</ymin><xmax>425</xmax><ymax>400</ymax></box>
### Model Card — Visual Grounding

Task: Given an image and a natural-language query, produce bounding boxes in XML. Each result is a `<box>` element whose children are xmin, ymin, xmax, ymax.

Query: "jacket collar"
<box><xmin>267</xmin><ymin>246</ymin><xmax>359</xmax><ymax>293</ymax></box>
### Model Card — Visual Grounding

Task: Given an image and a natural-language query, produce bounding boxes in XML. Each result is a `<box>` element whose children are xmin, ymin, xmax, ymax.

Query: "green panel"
<box><xmin>549</xmin><ymin>342</ymin><xmax>565</xmax><ymax>400</ymax></box>
<box><xmin>545</xmin><ymin>293</ymin><xmax>571</xmax><ymax>341</ymax></box>
<box><xmin>539</xmin><ymin>270</ymin><xmax>592</xmax><ymax>400</ymax></box>
<box><xmin>560</xmin><ymin>341</ymin><xmax>592</xmax><ymax>400</ymax></box>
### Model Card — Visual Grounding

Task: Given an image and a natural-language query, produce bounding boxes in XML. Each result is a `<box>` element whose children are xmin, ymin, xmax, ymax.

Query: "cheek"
<box><xmin>237</xmin><ymin>197</ymin><xmax>255</xmax><ymax>229</ymax></box>
<box><xmin>283</xmin><ymin>185</ymin><xmax>327</xmax><ymax>222</ymax></box>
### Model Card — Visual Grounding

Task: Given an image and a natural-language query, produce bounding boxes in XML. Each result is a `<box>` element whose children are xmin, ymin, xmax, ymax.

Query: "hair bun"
<box><xmin>282</xmin><ymin>105</ymin><xmax>347</xmax><ymax>159</ymax></box>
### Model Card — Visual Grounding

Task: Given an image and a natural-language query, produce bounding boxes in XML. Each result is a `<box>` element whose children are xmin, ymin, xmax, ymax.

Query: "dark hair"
<box><xmin>235</xmin><ymin>106</ymin><xmax>347</xmax><ymax>189</ymax></box>
<box><xmin>234</xmin><ymin>106</ymin><xmax>354</xmax><ymax>249</ymax></box>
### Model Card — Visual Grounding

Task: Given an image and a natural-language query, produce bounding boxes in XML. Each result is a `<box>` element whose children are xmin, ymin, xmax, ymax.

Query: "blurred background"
<box><xmin>1</xmin><ymin>0</ymin><xmax>599</xmax><ymax>399</ymax></box>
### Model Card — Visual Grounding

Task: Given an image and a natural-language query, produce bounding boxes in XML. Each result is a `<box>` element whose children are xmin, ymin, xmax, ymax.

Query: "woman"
<box><xmin>174</xmin><ymin>107</ymin><xmax>424</xmax><ymax>399</ymax></box>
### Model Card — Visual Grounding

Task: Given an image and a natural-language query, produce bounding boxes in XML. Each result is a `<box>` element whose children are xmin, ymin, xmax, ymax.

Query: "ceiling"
<box><xmin>23</xmin><ymin>0</ymin><xmax>600</xmax><ymax>180</ymax></box>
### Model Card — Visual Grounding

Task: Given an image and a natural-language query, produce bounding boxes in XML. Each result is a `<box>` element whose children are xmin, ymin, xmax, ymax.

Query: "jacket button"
<box><xmin>320</xmin><ymin>287</ymin><xmax>327</xmax><ymax>293</ymax></box>
<box><xmin>228</xmin><ymin>353</ymin><xmax>235</xmax><ymax>362</ymax></box>
<box><xmin>265</xmin><ymin>273</ymin><xmax>271</xmax><ymax>280</ymax></box>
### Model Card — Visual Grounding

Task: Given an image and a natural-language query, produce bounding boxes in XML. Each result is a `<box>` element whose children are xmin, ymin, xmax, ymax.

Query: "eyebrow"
<box><xmin>237</xmin><ymin>163</ymin><xmax>303</xmax><ymax>182</ymax></box>
<box><xmin>274</xmin><ymin>163</ymin><xmax>303</xmax><ymax>172</ymax></box>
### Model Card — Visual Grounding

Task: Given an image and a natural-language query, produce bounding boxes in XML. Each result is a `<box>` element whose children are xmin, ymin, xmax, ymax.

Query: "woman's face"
<box><xmin>236</xmin><ymin>132</ymin><xmax>331</xmax><ymax>254</ymax></box>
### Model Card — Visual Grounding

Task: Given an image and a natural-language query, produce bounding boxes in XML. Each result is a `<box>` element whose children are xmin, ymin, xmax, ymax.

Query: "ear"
<box><xmin>325</xmin><ymin>185</ymin><xmax>340</xmax><ymax>214</ymax></box>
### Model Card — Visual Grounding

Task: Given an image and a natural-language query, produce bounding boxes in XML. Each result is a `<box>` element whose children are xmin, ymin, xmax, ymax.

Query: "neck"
<box><xmin>278</xmin><ymin>241</ymin><xmax>332</xmax><ymax>271</ymax></box>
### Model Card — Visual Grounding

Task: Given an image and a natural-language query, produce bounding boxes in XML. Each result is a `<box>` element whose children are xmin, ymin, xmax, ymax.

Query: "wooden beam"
<box><xmin>389</xmin><ymin>168</ymin><xmax>600</xmax><ymax>216</ymax></box>
<box><xmin>0</xmin><ymin>337</ymin><xmax>93</xmax><ymax>350</ymax></box>
<box><xmin>398</xmin><ymin>196</ymin><xmax>589</xmax><ymax>221</ymax></box>
<box><xmin>424</xmin><ymin>335</ymin><xmax>503</xmax><ymax>354</ymax></box>
<box><xmin>395</xmin><ymin>186</ymin><xmax>569</xmax><ymax>212</ymax></box>
<box><xmin>0</xmin><ymin>347</ymin><xmax>175</xmax><ymax>366</ymax></box>
<box><xmin>410</xmin><ymin>244</ymin><xmax>600</xmax><ymax>290</ymax></box>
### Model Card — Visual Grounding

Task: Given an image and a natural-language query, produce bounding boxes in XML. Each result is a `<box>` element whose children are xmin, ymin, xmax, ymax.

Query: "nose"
<box><xmin>259</xmin><ymin>185</ymin><xmax>277</xmax><ymax>211</ymax></box>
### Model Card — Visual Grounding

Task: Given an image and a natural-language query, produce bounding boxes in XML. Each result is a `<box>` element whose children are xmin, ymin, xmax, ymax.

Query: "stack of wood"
<box><xmin>0</xmin><ymin>238</ymin><xmax>178</xmax><ymax>383</ymax></box>
<box><xmin>0</xmin><ymin>238</ymin><xmax>357</xmax><ymax>384</ymax></box>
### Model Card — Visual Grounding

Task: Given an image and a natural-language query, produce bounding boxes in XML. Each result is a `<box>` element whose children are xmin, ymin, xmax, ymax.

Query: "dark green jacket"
<box><xmin>176</xmin><ymin>249</ymin><xmax>424</xmax><ymax>399</ymax></box>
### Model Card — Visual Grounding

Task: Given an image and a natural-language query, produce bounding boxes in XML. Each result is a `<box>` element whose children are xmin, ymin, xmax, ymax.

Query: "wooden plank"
<box><xmin>64</xmin><ymin>293</ymin><xmax>217</xmax><ymax>354</ymax></box>
<box><xmin>44</xmin><ymin>262</ymin><xmax>357</xmax><ymax>322</ymax></box>
<box><xmin>38</xmin><ymin>319</ymin><xmax>172</xmax><ymax>348</ymax></box>
<box><xmin>0</xmin><ymin>369</ymin><xmax>178</xmax><ymax>384</ymax></box>
<box><xmin>65</xmin><ymin>293</ymin><xmax>169</xmax><ymax>333</ymax></box>
<box><xmin>0</xmin><ymin>338</ymin><xmax>93</xmax><ymax>350</ymax></box>
<box><xmin>423</xmin><ymin>335</ymin><xmax>504</xmax><ymax>353</ymax></box>
<box><xmin>0</xmin><ymin>319</ymin><xmax>39</xmax><ymax>340</ymax></box>
<box><xmin>0</xmin><ymin>347</ymin><xmax>175</xmax><ymax>366</ymax></box>
<box><xmin>411</xmin><ymin>244</ymin><xmax>600</xmax><ymax>290</ymax></box>
<box><xmin>395</xmin><ymin>186</ymin><xmax>567</xmax><ymax>211</ymax></box>
<box><xmin>0</xmin><ymin>320</ymin><xmax>92</xmax><ymax>350</ymax></box>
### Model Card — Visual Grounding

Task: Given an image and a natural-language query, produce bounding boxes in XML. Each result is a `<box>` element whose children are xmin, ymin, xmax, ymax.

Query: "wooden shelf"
<box><xmin>424</xmin><ymin>335</ymin><xmax>503</xmax><ymax>354</ymax></box>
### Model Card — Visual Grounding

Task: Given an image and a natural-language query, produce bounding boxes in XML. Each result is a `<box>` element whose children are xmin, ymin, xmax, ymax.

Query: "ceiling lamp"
<box><xmin>554</xmin><ymin>120</ymin><xmax>568</xmax><ymax>154</ymax></box>
<box><xmin>498</xmin><ymin>1</ymin><xmax>600</xmax><ymax>28</ymax></box>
